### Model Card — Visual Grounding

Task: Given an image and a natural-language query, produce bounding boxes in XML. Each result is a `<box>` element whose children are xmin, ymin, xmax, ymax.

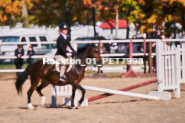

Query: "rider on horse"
<box><xmin>55</xmin><ymin>22</ymin><xmax>76</xmax><ymax>82</ymax></box>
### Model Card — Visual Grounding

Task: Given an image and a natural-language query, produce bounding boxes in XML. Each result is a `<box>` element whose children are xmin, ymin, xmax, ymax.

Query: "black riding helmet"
<box><xmin>59</xmin><ymin>22</ymin><xmax>69</xmax><ymax>30</ymax></box>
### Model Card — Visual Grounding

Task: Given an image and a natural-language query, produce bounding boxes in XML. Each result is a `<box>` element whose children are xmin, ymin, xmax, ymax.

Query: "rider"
<box><xmin>55</xmin><ymin>22</ymin><xmax>76</xmax><ymax>82</ymax></box>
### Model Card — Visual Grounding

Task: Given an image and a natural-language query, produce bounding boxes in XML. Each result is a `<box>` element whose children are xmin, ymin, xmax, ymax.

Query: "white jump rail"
<box><xmin>82</xmin><ymin>85</ymin><xmax>160</xmax><ymax>100</ymax></box>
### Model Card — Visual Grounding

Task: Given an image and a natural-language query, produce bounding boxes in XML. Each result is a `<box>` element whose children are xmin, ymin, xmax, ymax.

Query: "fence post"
<box><xmin>97</xmin><ymin>40</ymin><xmax>101</xmax><ymax>74</ymax></box>
<box><xmin>156</xmin><ymin>40</ymin><xmax>163</xmax><ymax>92</ymax></box>
<box><xmin>143</xmin><ymin>36</ymin><xmax>147</xmax><ymax>73</ymax></box>
<box><xmin>174</xmin><ymin>45</ymin><xmax>181</xmax><ymax>98</ymax></box>
<box><xmin>148</xmin><ymin>41</ymin><xmax>153</xmax><ymax>73</ymax></box>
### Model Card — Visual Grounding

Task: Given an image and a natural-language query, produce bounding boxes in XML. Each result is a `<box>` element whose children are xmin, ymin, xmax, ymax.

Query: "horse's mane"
<box><xmin>77</xmin><ymin>44</ymin><xmax>90</xmax><ymax>53</ymax></box>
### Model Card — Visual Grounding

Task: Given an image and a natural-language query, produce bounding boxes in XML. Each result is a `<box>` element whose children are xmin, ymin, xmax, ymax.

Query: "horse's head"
<box><xmin>77</xmin><ymin>43</ymin><xmax>102</xmax><ymax>65</ymax></box>
<box><xmin>86</xmin><ymin>43</ymin><xmax>102</xmax><ymax>64</ymax></box>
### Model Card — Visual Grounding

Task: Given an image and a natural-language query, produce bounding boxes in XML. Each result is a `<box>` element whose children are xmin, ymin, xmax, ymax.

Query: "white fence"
<box><xmin>0</xmin><ymin>39</ymin><xmax>157</xmax><ymax>73</ymax></box>
<box><xmin>0</xmin><ymin>39</ymin><xmax>184</xmax><ymax>74</ymax></box>
<box><xmin>156</xmin><ymin>39</ymin><xmax>185</xmax><ymax>98</ymax></box>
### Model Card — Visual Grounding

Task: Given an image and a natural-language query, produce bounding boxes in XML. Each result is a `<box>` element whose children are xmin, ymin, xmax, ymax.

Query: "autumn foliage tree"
<box><xmin>0</xmin><ymin>0</ymin><xmax>33</xmax><ymax>27</ymax></box>
<box><xmin>0</xmin><ymin>0</ymin><xmax>22</xmax><ymax>27</ymax></box>
<box><xmin>136</xmin><ymin>0</ymin><xmax>185</xmax><ymax>36</ymax></box>
<box><xmin>1</xmin><ymin>0</ymin><xmax>185</xmax><ymax>37</ymax></box>
<box><xmin>29</xmin><ymin>0</ymin><xmax>90</xmax><ymax>27</ymax></box>
<box><xmin>85</xmin><ymin>0</ymin><xmax>185</xmax><ymax>37</ymax></box>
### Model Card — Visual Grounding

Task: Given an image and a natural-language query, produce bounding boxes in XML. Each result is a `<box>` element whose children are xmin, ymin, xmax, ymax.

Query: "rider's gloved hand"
<box><xmin>66</xmin><ymin>53</ymin><xmax>72</xmax><ymax>57</ymax></box>
<box><xmin>72</xmin><ymin>52</ymin><xmax>76</xmax><ymax>58</ymax></box>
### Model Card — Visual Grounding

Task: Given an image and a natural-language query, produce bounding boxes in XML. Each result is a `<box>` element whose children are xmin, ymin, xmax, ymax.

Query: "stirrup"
<box><xmin>58</xmin><ymin>77</ymin><xmax>66</xmax><ymax>85</ymax></box>
<box><xmin>59</xmin><ymin>76</ymin><xmax>66</xmax><ymax>82</ymax></box>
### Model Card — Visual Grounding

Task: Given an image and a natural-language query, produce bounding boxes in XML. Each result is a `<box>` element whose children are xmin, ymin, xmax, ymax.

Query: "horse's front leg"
<box><xmin>71</xmin><ymin>86</ymin><xmax>77</xmax><ymax>108</ymax></box>
<box><xmin>76</xmin><ymin>84</ymin><xmax>86</xmax><ymax>106</ymax></box>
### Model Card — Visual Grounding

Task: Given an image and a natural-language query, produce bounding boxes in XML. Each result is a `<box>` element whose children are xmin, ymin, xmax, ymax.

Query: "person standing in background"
<box><xmin>180</xmin><ymin>30</ymin><xmax>185</xmax><ymax>47</ymax></box>
<box><xmin>15</xmin><ymin>45</ymin><xmax>24</xmax><ymax>56</ymax></box>
<box><xmin>27</xmin><ymin>45</ymin><xmax>35</xmax><ymax>65</ymax></box>
<box><xmin>14</xmin><ymin>45</ymin><xmax>24</xmax><ymax>78</ymax></box>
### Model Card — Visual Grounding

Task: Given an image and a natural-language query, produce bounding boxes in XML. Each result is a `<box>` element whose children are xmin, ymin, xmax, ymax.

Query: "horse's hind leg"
<box><xmin>36</xmin><ymin>81</ymin><xmax>49</xmax><ymax>106</ymax></box>
<box><xmin>27</xmin><ymin>87</ymin><xmax>36</xmax><ymax>109</ymax></box>
<box><xmin>27</xmin><ymin>78</ymin><xmax>40</xmax><ymax>110</ymax></box>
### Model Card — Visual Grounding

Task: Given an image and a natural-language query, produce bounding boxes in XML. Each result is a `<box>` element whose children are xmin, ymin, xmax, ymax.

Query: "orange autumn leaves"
<box><xmin>161</xmin><ymin>0</ymin><xmax>185</xmax><ymax>5</ymax></box>
<box><xmin>0</xmin><ymin>0</ymin><xmax>33</xmax><ymax>23</ymax></box>
<box><xmin>0</xmin><ymin>0</ymin><xmax>22</xmax><ymax>23</ymax></box>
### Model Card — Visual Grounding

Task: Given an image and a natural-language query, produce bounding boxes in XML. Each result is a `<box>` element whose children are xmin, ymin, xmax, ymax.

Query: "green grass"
<box><xmin>0</xmin><ymin>63</ymin><xmax>28</xmax><ymax>69</ymax></box>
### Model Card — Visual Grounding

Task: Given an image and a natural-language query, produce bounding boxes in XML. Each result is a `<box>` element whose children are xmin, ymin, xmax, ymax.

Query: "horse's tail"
<box><xmin>15</xmin><ymin>65</ymin><xmax>31</xmax><ymax>95</ymax></box>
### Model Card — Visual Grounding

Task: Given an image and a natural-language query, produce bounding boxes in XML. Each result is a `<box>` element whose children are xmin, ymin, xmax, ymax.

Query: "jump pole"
<box><xmin>88</xmin><ymin>78</ymin><xmax>158</xmax><ymax>102</ymax></box>
<box><xmin>82</xmin><ymin>85</ymin><xmax>159</xmax><ymax>100</ymax></box>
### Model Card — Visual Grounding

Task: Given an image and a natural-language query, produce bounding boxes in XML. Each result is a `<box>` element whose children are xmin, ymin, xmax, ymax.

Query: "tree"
<box><xmin>0</xmin><ymin>0</ymin><xmax>22</xmax><ymax>27</ymax></box>
<box><xmin>21</xmin><ymin>0</ymin><xmax>33</xmax><ymax>27</ymax></box>
<box><xmin>0</xmin><ymin>0</ymin><xmax>33</xmax><ymax>27</ymax></box>
<box><xmin>29</xmin><ymin>0</ymin><xmax>90</xmax><ymax>26</ymax></box>
<box><xmin>86</xmin><ymin>0</ymin><xmax>143</xmax><ymax>38</ymax></box>
<box><xmin>134</xmin><ymin>0</ymin><xmax>185</xmax><ymax>34</ymax></box>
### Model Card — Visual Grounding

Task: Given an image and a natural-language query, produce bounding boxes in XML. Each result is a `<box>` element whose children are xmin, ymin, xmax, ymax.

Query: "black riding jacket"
<box><xmin>55</xmin><ymin>34</ymin><xmax>75</xmax><ymax>58</ymax></box>
<box><xmin>14</xmin><ymin>48</ymin><xmax>24</xmax><ymax>57</ymax></box>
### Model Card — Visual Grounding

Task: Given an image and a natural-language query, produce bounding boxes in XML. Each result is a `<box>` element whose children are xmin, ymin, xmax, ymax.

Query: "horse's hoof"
<box><xmin>27</xmin><ymin>103</ymin><xmax>35</xmax><ymax>110</ymax></box>
<box><xmin>40</xmin><ymin>96</ymin><xmax>45</xmax><ymax>106</ymax></box>
<box><xmin>70</xmin><ymin>106</ymin><xmax>78</xmax><ymax>109</ymax></box>
<box><xmin>73</xmin><ymin>106</ymin><xmax>78</xmax><ymax>109</ymax></box>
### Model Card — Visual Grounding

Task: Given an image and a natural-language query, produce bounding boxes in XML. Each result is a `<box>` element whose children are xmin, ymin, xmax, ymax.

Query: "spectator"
<box><xmin>14</xmin><ymin>45</ymin><xmax>24</xmax><ymax>78</ymax></box>
<box><xmin>15</xmin><ymin>45</ymin><xmax>24</xmax><ymax>56</ymax></box>
<box><xmin>27</xmin><ymin>45</ymin><xmax>35</xmax><ymax>65</ymax></box>
<box><xmin>152</xmin><ymin>28</ymin><xmax>161</xmax><ymax>53</ymax></box>
<box><xmin>135</xmin><ymin>23</ymin><xmax>143</xmax><ymax>39</ymax></box>
<box><xmin>155</xmin><ymin>27</ymin><xmax>161</xmax><ymax>39</ymax></box>
<box><xmin>180</xmin><ymin>30</ymin><xmax>185</xmax><ymax>47</ymax></box>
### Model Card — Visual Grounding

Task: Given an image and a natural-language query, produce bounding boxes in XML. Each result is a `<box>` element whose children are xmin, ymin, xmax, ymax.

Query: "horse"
<box><xmin>15</xmin><ymin>44</ymin><xmax>101</xmax><ymax>109</ymax></box>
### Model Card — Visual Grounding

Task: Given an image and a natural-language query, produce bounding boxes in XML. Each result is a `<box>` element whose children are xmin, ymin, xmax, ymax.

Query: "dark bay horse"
<box><xmin>15</xmin><ymin>44</ymin><xmax>101</xmax><ymax>109</ymax></box>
